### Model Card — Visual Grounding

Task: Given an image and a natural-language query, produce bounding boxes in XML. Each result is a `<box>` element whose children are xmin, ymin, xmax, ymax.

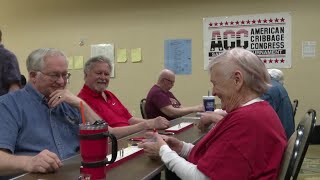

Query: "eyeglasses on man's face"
<box><xmin>163</xmin><ymin>78</ymin><xmax>175</xmax><ymax>84</ymax></box>
<box><xmin>39</xmin><ymin>71</ymin><xmax>71</xmax><ymax>81</ymax></box>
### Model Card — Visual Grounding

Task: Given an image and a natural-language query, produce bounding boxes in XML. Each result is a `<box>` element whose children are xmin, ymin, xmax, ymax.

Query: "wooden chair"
<box><xmin>140</xmin><ymin>98</ymin><xmax>147</xmax><ymax>119</ymax></box>
<box><xmin>292</xmin><ymin>99</ymin><xmax>299</xmax><ymax>119</ymax></box>
<box><xmin>278</xmin><ymin>109</ymin><xmax>316</xmax><ymax>180</ymax></box>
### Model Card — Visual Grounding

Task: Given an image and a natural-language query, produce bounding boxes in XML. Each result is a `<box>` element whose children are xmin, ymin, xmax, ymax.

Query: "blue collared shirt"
<box><xmin>0</xmin><ymin>83</ymin><xmax>81</xmax><ymax>160</ymax></box>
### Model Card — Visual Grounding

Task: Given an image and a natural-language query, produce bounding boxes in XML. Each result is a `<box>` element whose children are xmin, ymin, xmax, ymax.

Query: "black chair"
<box><xmin>278</xmin><ymin>109</ymin><xmax>316</xmax><ymax>180</ymax></box>
<box><xmin>292</xmin><ymin>99</ymin><xmax>299</xmax><ymax>118</ymax></box>
<box><xmin>140</xmin><ymin>98</ymin><xmax>147</xmax><ymax>119</ymax></box>
<box><xmin>310</xmin><ymin>125</ymin><xmax>320</xmax><ymax>144</ymax></box>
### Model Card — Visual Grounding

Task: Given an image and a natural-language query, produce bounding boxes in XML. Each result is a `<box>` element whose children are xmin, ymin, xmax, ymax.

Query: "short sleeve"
<box><xmin>0</xmin><ymin>99</ymin><xmax>20</xmax><ymax>153</ymax></box>
<box><xmin>152</xmin><ymin>91</ymin><xmax>172</xmax><ymax>109</ymax></box>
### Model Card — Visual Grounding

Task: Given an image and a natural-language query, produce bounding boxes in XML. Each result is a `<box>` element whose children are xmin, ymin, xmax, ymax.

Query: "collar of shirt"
<box><xmin>24</xmin><ymin>83</ymin><xmax>47</xmax><ymax>103</ymax></box>
<box><xmin>82</xmin><ymin>84</ymin><xmax>109</xmax><ymax>99</ymax></box>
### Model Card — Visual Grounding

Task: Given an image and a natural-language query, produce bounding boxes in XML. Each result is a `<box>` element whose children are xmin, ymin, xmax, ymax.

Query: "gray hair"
<box><xmin>26</xmin><ymin>48</ymin><xmax>66</xmax><ymax>72</ymax></box>
<box><xmin>268</xmin><ymin>69</ymin><xmax>284</xmax><ymax>85</ymax></box>
<box><xmin>84</xmin><ymin>55</ymin><xmax>113</xmax><ymax>74</ymax></box>
<box><xmin>208</xmin><ymin>48</ymin><xmax>271</xmax><ymax>95</ymax></box>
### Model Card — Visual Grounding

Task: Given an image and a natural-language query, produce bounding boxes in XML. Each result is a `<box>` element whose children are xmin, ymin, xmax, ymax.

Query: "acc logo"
<box><xmin>209</xmin><ymin>29</ymin><xmax>249</xmax><ymax>56</ymax></box>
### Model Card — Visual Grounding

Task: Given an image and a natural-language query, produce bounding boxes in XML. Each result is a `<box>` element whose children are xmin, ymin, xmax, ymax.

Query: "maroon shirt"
<box><xmin>188</xmin><ymin>101</ymin><xmax>286</xmax><ymax>180</ymax></box>
<box><xmin>78</xmin><ymin>85</ymin><xmax>132</xmax><ymax>127</ymax></box>
<box><xmin>145</xmin><ymin>85</ymin><xmax>181</xmax><ymax>120</ymax></box>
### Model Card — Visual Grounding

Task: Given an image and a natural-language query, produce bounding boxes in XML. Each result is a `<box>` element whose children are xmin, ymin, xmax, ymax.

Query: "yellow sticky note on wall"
<box><xmin>117</xmin><ymin>48</ymin><xmax>127</xmax><ymax>63</ymax></box>
<box><xmin>131</xmin><ymin>48</ymin><xmax>142</xmax><ymax>63</ymax></box>
<box><xmin>74</xmin><ymin>56</ymin><xmax>84</xmax><ymax>69</ymax></box>
<box><xmin>67</xmin><ymin>56</ymin><xmax>74</xmax><ymax>70</ymax></box>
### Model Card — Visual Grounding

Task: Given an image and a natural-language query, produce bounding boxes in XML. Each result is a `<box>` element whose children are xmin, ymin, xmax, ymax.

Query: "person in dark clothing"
<box><xmin>0</xmin><ymin>29</ymin><xmax>21</xmax><ymax>95</ymax></box>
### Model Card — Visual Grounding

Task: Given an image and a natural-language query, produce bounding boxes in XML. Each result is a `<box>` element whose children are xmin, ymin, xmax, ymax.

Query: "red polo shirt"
<box><xmin>78</xmin><ymin>85</ymin><xmax>132</xmax><ymax>127</ymax></box>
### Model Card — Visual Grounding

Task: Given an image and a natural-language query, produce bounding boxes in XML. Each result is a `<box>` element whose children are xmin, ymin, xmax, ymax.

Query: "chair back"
<box><xmin>278</xmin><ymin>131</ymin><xmax>297</xmax><ymax>180</ymax></box>
<box><xmin>292</xmin><ymin>99</ymin><xmax>299</xmax><ymax>118</ymax></box>
<box><xmin>140</xmin><ymin>98</ymin><xmax>147</xmax><ymax>119</ymax></box>
<box><xmin>278</xmin><ymin>109</ymin><xmax>316</xmax><ymax>180</ymax></box>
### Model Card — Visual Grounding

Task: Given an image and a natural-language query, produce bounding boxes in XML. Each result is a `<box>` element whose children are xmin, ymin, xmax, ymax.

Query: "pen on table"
<box><xmin>129</xmin><ymin>137</ymin><xmax>145</xmax><ymax>141</ymax></box>
<box><xmin>158</xmin><ymin>132</ymin><xmax>175</xmax><ymax>135</ymax></box>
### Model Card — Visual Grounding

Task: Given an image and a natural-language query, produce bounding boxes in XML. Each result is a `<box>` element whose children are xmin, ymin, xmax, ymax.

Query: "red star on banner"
<box><xmin>230</xmin><ymin>21</ymin><xmax>234</xmax><ymax>25</ymax></box>
<box><xmin>214</xmin><ymin>22</ymin><xmax>218</xmax><ymax>26</ymax></box>
<box><xmin>269</xmin><ymin>59</ymin><xmax>273</xmax><ymax>63</ymax></box>
<box><xmin>280</xmin><ymin>18</ymin><xmax>285</xmax><ymax>22</ymax></box>
<box><xmin>269</xmin><ymin>18</ymin><xmax>273</xmax><ymax>23</ymax></box>
<box><xmin>246</xmin><ymin>20</ymin><xmax>251</xmax><ymax>24</ymax></box>
<box><xmin>236</xmin><ymin>21</ymin><xmax>239</xmax><ymax>25</ymax></box>
<box><xmin>225</xmin><ymin>21</ymin><xmax>229</xmax><ymax>25</ymax></box>
<box><xmin>280</xmin><ymin>59</ymin><xmax>285</xmax><ymax>63</ymax></box>
<box><xmin>263</xmin><ymin>59</ymin><xmax>267</xmax><ymax>63</ymax></box>
<box><xmin>241</xmin><ymin>20</ymin><xmax>245</xmax><ymax>24</ymax></box>
<box><xmin>252</xmin><ymin>19</ymin><xmax>256</xmax><ymax>24</ymax></box>
<box><xmin>274</xmin><ymin>59</ymin><xmax>279</xmax><ymax>63</ymax></box>
<box><xmin>220</xmin><ymin>22</ymin><xmax>223</xmax><ymax>26</ymax></box>
<box><xmin>209</xmin><ymin>22</ymin><xmax>213</xmax><ymax>26</ymax></box>
<box><xmin>258</xmin><ymin>19</ymin><xmax>262</xmax><ymax>23</ymax></box>
<box><xmin>263</xmin><ymin>19</ymin><xmax>268</xmax><ymax>23</ymax></box>
<box><xmin>275</xmin><ymin>18</ymin><xmax>279</xmax><ymax>22</ymax></box>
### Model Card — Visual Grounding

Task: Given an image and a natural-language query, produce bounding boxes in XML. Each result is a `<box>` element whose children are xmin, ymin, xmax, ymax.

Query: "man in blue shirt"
<box><xmin>0</xmin><ymin>48</ymin><xmax>148</xmax><ymax>178</ymax></box>
<box><xmin>261</xmin><ymin>70</ymin><xmax>295</xmax><ymax>139</ymax></box>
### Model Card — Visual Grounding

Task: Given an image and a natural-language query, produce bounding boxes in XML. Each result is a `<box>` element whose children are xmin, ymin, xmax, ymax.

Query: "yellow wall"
<box><xmin>1</xmin><ymin>0</ymin><xmax>319</xmax><ymax>123</ymax></box>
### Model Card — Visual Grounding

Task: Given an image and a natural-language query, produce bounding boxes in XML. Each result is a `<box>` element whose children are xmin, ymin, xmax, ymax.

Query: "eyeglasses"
<box><xmin>163</xmin><ymin>78</ymin><xmax>175</xmax><ymax>84</ymax></box>
<box><xmin>39</xmin><ymin>71</ymin><xmax>71</xmax><ymax>81</ymax></box>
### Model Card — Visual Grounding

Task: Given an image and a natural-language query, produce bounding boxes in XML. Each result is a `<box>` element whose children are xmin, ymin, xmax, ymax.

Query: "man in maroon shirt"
<box><xmin>78</xmin><ymin>56</ymin><xmax>169</xmax><ymax>132</ymax></box>
<box><xmin>145</xmin><ymin>69</ymin><xmax>203</xmax><ymax>120</ymax></box>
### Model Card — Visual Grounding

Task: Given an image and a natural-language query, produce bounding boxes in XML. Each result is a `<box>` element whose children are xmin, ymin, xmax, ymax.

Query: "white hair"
<box><xmin>267</xmin><ymin>69</ymin><xmax>284</xmax><ymax>85</ymax></box>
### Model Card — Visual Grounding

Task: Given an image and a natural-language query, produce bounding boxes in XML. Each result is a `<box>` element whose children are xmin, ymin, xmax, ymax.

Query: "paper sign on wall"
<box><xmin>73</xmin><ymin>56</ymin><xmax>84</xmax><ymax>69</ymax></box>
<box><xmin>117</xmin><ymin>48</ymin><xmax>127</xmax><ymax>63</ymax></box>
<box><xmin>67</xmin><ymin>56</ymin><xmax>74</xmax><ymax>70</ymax></box>
<box><xmin>91</xmin><ymin>44</ymin><xmax>115</xmax><ymax>77</ymax></box>
<box><xmin>203</xmin><ymin>12</ymin><xmax>292</xmax><ymax>69</ymax></box>
<box><xmin>131</xmin><ymin>48</ymin><xmax>142</xmax><ymax>63</ymax></box>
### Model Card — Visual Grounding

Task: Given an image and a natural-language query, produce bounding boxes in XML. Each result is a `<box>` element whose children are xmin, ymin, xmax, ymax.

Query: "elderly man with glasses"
<box><xmin>145</xmin><ymin>69</ymin><xmax>203</xmax><ymax>120</ymax></box>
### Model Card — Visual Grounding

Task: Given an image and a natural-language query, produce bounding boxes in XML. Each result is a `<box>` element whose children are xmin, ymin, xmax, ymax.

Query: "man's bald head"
<box><xmin>157</xmin><ymin>69</ymin><xmax>175</xmax><ymax>91</ymax></box>
<box><xmin>158</xmin><ymin>69</ymin><xmax>175</xmax><ymax>82</ymax></box>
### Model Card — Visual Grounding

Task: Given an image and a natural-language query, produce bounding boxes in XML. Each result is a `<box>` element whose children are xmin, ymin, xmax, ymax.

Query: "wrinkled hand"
<box><xmin>213</xmin><ymin>109</ymin><xmax>227</xmax><ymax>117</ymax></box>
<box><xmin>194</xmin><ymin>104</ymin><xmax>205</xmax><ymax>112</ymax></box>
<box><xmin>138</xmin><ymin>132</ymin><xmax>167</xmax><ymax>160</ymax></box>
<box><xmin>149</xmin><ymin>116</ymin><xmax>169</xmax><ymax>130</ymax></box>
<box><xmin>48</xmin><ymin>89</ymin><xmax>81</xmax><ymax>108</ymax></box>
<box><xmin>163</xmin><ymin>136</ymin><xmax>183</xmax><ymax>154</ymax></box>
<box><xmin>24</xmin><ymin>149</ymin><xmax>63</xmax><ymax>173</ymax></box>
<box><xmin>198</xmin><ymin>112</ymin><xmax>224</xmax><ymax>131</ymax></box>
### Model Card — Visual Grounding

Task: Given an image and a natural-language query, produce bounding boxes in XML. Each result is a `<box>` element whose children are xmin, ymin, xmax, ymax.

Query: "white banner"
<box><xmin>203</xmin><ymin>12</ymin><xmax>291</xmax><ymax>69</ymax></box>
